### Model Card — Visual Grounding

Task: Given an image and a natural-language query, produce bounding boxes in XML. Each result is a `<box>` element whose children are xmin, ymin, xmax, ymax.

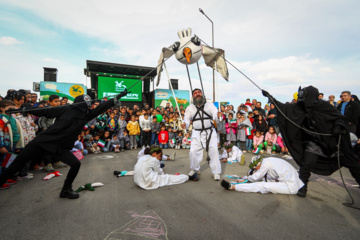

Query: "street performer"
<box><xmin>181</xmin><ymin>88</ymin><xmax>221</xmax><ymax>181</ymax></box>
<box><xmin>0</xmin><ymin>90</ymin><xmax>128</xmax><ymax>199</ymax></box>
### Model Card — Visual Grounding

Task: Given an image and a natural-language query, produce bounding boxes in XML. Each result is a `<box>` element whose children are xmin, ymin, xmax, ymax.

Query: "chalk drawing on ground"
<box><xmin>104</xmin><ymin>210</ymin><xmax>168</xmax><ymax>240</ymax></box>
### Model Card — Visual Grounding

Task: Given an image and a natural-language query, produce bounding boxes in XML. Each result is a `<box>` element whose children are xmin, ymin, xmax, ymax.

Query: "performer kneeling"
<box><xmin>220</xmin><ymin>142</ymin><xmax>245</xmax><ymax>165</ymax></box>
<box><xmin>221</xmin><ymin>156</ymin><xmax>304</xmax><ymax>194</ymax></box>
<box><xmin>0</xmin><ymin>90</ymin><xmax>128</xmax><ymax>199</ymax></box>
<box><xmin>134</xmin><ymin>145</ymin><xmax>195</xmax><ymax>190</ymax></box>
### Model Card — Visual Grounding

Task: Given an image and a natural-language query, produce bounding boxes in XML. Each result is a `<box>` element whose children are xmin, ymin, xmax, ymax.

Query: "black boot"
<box><xmin>60</xmin><ymin>186</ymin><xmax>79</xmax><ymax>199</ymax></box>
<box><xmin>297</xmin><ymin>185</ymin><xmax>307</xmax><ymax>198</ymax></box>
<box><xmin>221</xmin><ymin>179</ymin><xmax>231</xmax><ymax>190</ymax></box>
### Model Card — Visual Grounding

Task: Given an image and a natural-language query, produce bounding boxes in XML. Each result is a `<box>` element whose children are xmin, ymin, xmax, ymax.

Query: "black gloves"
<box><xmin>332</xmin><ymin>125</ymin><xmax>343</xmax><ymax>137</ymax></box>
<box><xmin>262</xmin><ymin>89</ymin><xmax>271</xmax><ymax>98</ymax></box>
<box><xmin>117</xmin><ymin>89</ymin><xmax>130</xmax><ymax>99</ymax></box>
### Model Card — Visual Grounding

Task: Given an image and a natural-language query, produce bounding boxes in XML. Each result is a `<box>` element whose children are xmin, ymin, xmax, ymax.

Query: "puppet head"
<box><xmin>74</xmin><ymin>94</ymin><xmax>92</xmax><ymax>108</ymax></box>
<box><xmin>172</xmin><ymin>28</ymin><xmax>202</xmax><ymax>65</ymax></box>
<box><xmin>223</xmin><ymin>141</ymin><xmax>233</xmax><ymax>151</ymax></box>
<box><xmin>297</xmin><ymin>86</ymin><xmax>319</xmax><ymax>108</ymax></box>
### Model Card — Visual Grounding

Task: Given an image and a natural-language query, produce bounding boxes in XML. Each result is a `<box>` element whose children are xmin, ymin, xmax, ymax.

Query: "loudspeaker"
<box><xmin>169</xmin><ymin>79</ymin><xmax>178</xmax><ymax>90</ymax></box>
<box><xmin>144</xmin><ymin>79</ymin><xmax>150</xmax><ymax>93</ymax></box>
<box><xmin>44</xmin><ymin>67</ymin><xmax>57</xmax><ymax>82</ymax></box>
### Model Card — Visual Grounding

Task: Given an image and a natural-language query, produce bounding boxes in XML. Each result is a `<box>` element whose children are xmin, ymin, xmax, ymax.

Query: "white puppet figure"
<box><xmin>134</xmin><ymin>146</ymin><xmax>192</xmax><ymax>190</ymax></box>
<box><xmin>221</xmin><ymin>156</ymin><xmax>304</xmax><ymax>194</ymax></box>
<box><xmin>220</xmin><ymin>142</ymin><xmax>245</xmax><ymax>165</ymax></box>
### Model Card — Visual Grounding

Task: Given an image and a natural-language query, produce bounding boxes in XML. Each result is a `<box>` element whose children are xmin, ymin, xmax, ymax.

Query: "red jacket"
<box><xmin>158</xmin><ymin>130</ymin><xmax>169</xmax><ymax>144</ymax></box>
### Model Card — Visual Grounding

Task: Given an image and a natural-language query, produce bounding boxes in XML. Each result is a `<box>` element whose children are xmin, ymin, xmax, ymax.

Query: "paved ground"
<box><xmin>1</xmin><ymin>149</ymin><xmax>360</xmax><ymax>240</ymax></box>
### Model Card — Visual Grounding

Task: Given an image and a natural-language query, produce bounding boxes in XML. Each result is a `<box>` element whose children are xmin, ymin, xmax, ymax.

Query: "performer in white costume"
<box><xmin>137</xmin><ymin>146</ymin><xmax>176</xmax><ymax>161</ymax></box>
<box><xmin>221</xmin><ymin>156</ymin><xmax>304</xmax><ymax>194</ymax></box>
<box><xmin>181</xmin><ymin>89</ymin><xmax>221</xmax><ymax>181</ymax></box>
<box><xmin>220</xmin><ymin>142</ymin><xmax>245</xmax><ymax>165</ymax></box>
<box><xmin>134</xmin><ymin>146</ymin><xmax>190</xmax><ymax>190</ymax></box>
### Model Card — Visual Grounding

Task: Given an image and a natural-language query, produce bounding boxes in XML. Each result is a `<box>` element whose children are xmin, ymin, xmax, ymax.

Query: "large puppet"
<box><xmin>157</xmin><ymin>28</ymin><xmax>229</xmax><ymax>181</ymax></box>
<box><xmin>1</xmin><ymin>90</ymin><xmax>128</xmax><ymax>199</ymax></box>
<box><xmin>262</xmin><ymin>86</ymin><xmax>360</xmax><ymax>197</ymax></box>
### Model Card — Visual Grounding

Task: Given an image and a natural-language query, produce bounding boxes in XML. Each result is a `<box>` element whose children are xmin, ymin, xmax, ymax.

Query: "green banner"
<box><xmin>98</xmin><ymin>76</ymin><xmax>142</xmax><ymax>102</ymax></box>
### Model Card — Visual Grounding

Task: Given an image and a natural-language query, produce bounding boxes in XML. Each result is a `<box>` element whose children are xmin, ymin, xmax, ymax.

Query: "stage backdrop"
<box><xmin>97</xmin><ymin>76</ymin><xmax>142</xmax><ymax>102</ymax></box>
<box><xmin>40</xmin><ymin>82</ymin><xmax>87</xmax><ymax>102</ymax></box>
<box><xmin>154</xmin><ymin>89</ymin><xmax>190</xmax><ymax>109</ymax></box>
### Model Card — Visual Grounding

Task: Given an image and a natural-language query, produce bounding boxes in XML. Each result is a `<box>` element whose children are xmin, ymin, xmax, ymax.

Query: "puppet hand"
<box><xmin>332</xmin><ymin>125</ymin><xmax>343</xmax><ymax>137</ymax></box>
<box><xmin>117</xmin><ymin>89</ymin><xmax>130</xmax><ymax>99</ymax></box>
<box><xmin>262</xmin><ymin>90</ymin><xmax>271</xmax><ymax>98</ymax></box>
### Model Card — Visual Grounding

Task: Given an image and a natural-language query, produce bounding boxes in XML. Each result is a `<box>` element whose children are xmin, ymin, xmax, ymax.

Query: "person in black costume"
<box><xmin>262</xmin><ymin>86</ymin><xmax>360</xmax><ymax>198</ymax></box>
<box><xmin>0</xmin><ymin>90</ymin><xmax>128</xmax><ymax>199</ymax></box>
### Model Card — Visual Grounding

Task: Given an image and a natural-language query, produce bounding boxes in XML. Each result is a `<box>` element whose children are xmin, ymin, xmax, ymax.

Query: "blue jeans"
<box><xmin>246</xmin><ymin>139</ymin><xmax>253</xmax><ymax>150</ymax></box>
<box><xmin>160</xmin><ymin>143</ymin><xmax>168</xmax><ymax>149</ymax></box>
<box><xmin>151</xmin><ymin>133</ymin><xmax>159</xmax><ymax>145</ymax></box>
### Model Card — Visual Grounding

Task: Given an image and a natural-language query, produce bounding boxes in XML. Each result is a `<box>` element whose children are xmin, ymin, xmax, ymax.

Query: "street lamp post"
<box><xmin>199</xmin><ymin>8</ymin><xmax>215</xmax><ymax>103</ymax></box>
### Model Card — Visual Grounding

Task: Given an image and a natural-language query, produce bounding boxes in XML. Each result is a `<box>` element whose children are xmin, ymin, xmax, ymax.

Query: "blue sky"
<box><xmin>1</xmin><ymin>0</ymin><xmax>359</xmax><ymax>107</ymax></box>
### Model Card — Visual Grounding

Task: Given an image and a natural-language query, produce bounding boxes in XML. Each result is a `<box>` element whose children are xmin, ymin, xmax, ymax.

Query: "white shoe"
<box><xmin>170</xmin><ymin>152</ymin><xmax>176</xmax><ymax>161</ymax></box>
<box><xmin>213</xmin><ymin>174</ymin><xmax>221</xmax><ymax>181</ymax></box>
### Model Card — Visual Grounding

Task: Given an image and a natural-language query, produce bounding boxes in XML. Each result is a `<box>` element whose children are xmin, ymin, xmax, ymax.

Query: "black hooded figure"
<box><xmin>1</xmin><ymin>90</ymin><xmax>128</xmax><ymax>199</ymax></box>
<box><xmin>262</xmin><ymin>86</ymin><xmax>360</xmax><ymax>198</ymax></box>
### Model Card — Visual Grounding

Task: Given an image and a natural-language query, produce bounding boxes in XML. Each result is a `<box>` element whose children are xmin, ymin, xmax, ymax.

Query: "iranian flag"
<box><xmin>1</xmin><ymin>152</ymin><xmax>17</xmax><ymax>168</ymax></box>
<box><xmin>245</xmin><ymin>127</ymin><xmax>252</xmax><ymax>136</ymax></box>
<box><xmin>252</xmin><ymin>148</ymin><xmax>260</xmax><ymax>154</ymax></box>
<box><xmin>230</xmin><ymin>119</ymin><xmax>237</xmax><ymax>127</ymax></box>
<box><xmin>170</xmin><ymin>138</ymin><xmax>176</xmax><ymax>145</ymax></box>
<box><xmin>83</xmin><ymin>124</ymin><xmax>89</xmax><ymax>130</ymax></box>
<box><xmin>97</xmin><ymin>139</ymin><xmax>106</xmax><ymax>147</ymax></box>
<box><xmin>187</xmin><ymin>138</ymin><xmax>191</xmax><ymax>144</ymax></box>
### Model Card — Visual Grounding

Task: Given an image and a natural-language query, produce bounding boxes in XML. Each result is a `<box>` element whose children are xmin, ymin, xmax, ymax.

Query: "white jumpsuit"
<box><xmin>220</xmin><ymin>146</ymin><xmax>243</xmax><ymax>163</ymax></box>
<box><xmin>184</xmin><ymin>102</ymin><xmax>221</xmax><ymax>175</ymax></box>
<box><xmin>134</xmin><ymin>155</ymin><xmax>188</xmax><ymax>190</ymax></box>
<box><xmin>235</xmin><ymin>157</ymin><xmax>304</xmax><ymax>194</ymax></box>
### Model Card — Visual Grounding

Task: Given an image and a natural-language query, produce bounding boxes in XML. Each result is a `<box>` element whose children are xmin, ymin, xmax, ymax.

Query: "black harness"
<box><xmin>192</xmin><ymin>103</ymin><xmax>215</xmax><ymax>163</ymax></box>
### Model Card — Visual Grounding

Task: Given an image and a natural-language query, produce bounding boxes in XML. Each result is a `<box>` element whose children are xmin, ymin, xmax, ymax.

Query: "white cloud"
<box><xmin>43</xmin><ymin>58</ymin><xmax>61</xmax><ymax>63</ymax></box>
<box><xmin>0</xmin><ymin>36</ymin><xmax>22</xmax><ymax>45</ymax></box>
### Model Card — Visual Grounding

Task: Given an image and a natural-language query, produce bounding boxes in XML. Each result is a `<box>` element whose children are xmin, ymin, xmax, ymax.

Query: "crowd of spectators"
<box><xmin>0</xmin><ymin>88</ymin><xmax>359</xmax><ymax>190</ymax></box>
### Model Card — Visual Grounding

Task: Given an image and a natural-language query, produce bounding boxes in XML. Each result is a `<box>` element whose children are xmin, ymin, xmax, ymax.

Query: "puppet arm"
<box><xmin>7</xmin><ymin>105</ymin><xmax>66</xmax><ymax>118</ymax></box>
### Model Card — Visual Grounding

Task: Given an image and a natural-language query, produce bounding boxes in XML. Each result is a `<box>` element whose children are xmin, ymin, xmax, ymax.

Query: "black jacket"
<box><xmin>337</xmin><ymin>101</ymin><xmax>360</xmax><ymax>125</ymax></box>
<box><xmin>28</xmin><ymin>99</ymin><xmax>116</xmax><ymax>153</ymax></box>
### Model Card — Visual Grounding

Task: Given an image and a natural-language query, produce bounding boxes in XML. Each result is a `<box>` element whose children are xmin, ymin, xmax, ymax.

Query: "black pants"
<box><xmin>0</xmin><ymin>140</ymin><xmax>81</xmax><ymax>188</ymax></box>
<box><xmin>143</xmin><ymin>131</ymin><xmax>151</xmax><ymax>146</ymax></box>
<box><xmin>299</xmin><ymin>151</ymin><xmax>360</xmax><ymax>187</ymax></box>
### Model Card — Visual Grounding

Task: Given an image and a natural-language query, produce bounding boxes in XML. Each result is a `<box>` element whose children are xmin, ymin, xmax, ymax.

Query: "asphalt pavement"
<box><xmin>1</xmin><ymin>148</ymin><xmax>360</xmax><ymax>240</ymax></box>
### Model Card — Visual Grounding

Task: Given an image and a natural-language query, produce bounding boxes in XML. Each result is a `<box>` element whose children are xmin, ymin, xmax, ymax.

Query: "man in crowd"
<box><xmin>337</xmin><ymin>91</ymin><xmax>360</xmax><ymax>134</ymax></box>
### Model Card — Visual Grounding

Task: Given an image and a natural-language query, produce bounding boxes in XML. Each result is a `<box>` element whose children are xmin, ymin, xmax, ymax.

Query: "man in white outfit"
<box><xmin>181</xmin><ymin>89</ymin><xmax>221</xmax><ymax>181</ymax></box>
<box><xmin>221</xmin><ymin>156</ymin><xmax>304</xmax><ymax>194</ymax></box>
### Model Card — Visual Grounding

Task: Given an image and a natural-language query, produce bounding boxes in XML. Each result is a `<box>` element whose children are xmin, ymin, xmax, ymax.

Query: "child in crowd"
<box><xmin>0</xmin><ymin>100</ymin><xmax>21</xmax><ymax>188</ymax></box>
<box><xmin>237</xmin><ymin>114</ymin><xmax>252</xmax><ymax>152</ymax></box>
<box><xmin>119</xmin><ymin>129</ymin><xmax>130</xmax><ymax>151</ymax></box>
<box><xmin>140</xmin><ymin>113</ymin><xmax>151</xmax><ymax>148</ymax></box>
<box><xmin>175</xmin><ymin>130</ymin><xmax>183</xmax><ymax>149</ymax></box>
<box><xmin>158</xmin><ymin>125</ymin><xmax>169</xmax><ymax>149</ymax></box>
<box><xmin>182</xmin><ymin>132</ymin><xmax>191</xmax><ymax>149</ymax></box>
<box><xmin>225</xmin><ymin>113</ymin><xmax>237</xmax><ymax>145</ymax></box>
<box><xmin>99</xmin><ymin>130</ymin><xmax>111</xmax><ymax>152</ymax></box>
<box><xmin>107</xmin><ymin>112</ymin><xmax>119</xmax><ymax>137</ymax></box>
<box><xmin>84</xmin><ymin>135</ymin><xmax>100</xmax><ymax>154</ymax></box>
<box><xmin>110</xmin><ymin>134</ymin><xmax>121</xmax><ymax>152</ymax></box>
<box><xmin>96</xmin><ymin>112</ymin><xmax>108</xmax><ymax>133</ymax></box>
<box><xmin>127</xmin><ymin>115</ymin><xmax>140</xmax><ymax>150</ymax></box>
<box><xmin>216</xmin><ymin>111</ymin><xmax>226</xmax><ymax>148</ymax></box>
<box><xmin>150</xmin><ymin>116</ymin><xmax>160</xmax><ymax>145</ymax></box>
<box><xmin>134</xmin><ymin>145</ymin><xmax>190</xmax><ymax>190</ymax></box>
<box><xmin>74</xmin><ymin>134</ymin><xmax>87</xmax><ymax>155</ymax></box>
<box><xmin>164</xmin><ymin>116</ymin><xmax>170</xmax><ymax>128</ymax></box>
<box><xmin>117</xmin><ymin>115</ymin><xmax>127</xmax><ymax>136</ymax></box>
<box><xmin>167</xmin><ymin>126</ymin><xmax>176</xmax><ymax>149</ymax></box>
<box><xmin>220</xmin><ymin>142</ymin><xmax>245</xmax><ymax>165</ymax></box>
<box><xmin>252</xmin><ymin>130</ymin><xmax>264</xmax><ymax>154</ymax></box>
<box><xmin>264</xmin><ymin>126</ymin><xmax>278</xmax><ymax>154</ymax></box>
<box><xmin>276</xmin><ymin>133</ymin><xmax>289</xmax><ymax>154</ymax></box>
<box><xmin>93</xmin><ymin>134</ymin><xmax>103</xmax><ymax>153</ymax></box>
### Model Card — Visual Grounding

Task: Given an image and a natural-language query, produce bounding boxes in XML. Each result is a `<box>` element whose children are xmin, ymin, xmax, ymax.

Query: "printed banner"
<box><xmin>154</xmin><ymin>89</ymin><xmax>190</xmax><ymax>109</ymax></box>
